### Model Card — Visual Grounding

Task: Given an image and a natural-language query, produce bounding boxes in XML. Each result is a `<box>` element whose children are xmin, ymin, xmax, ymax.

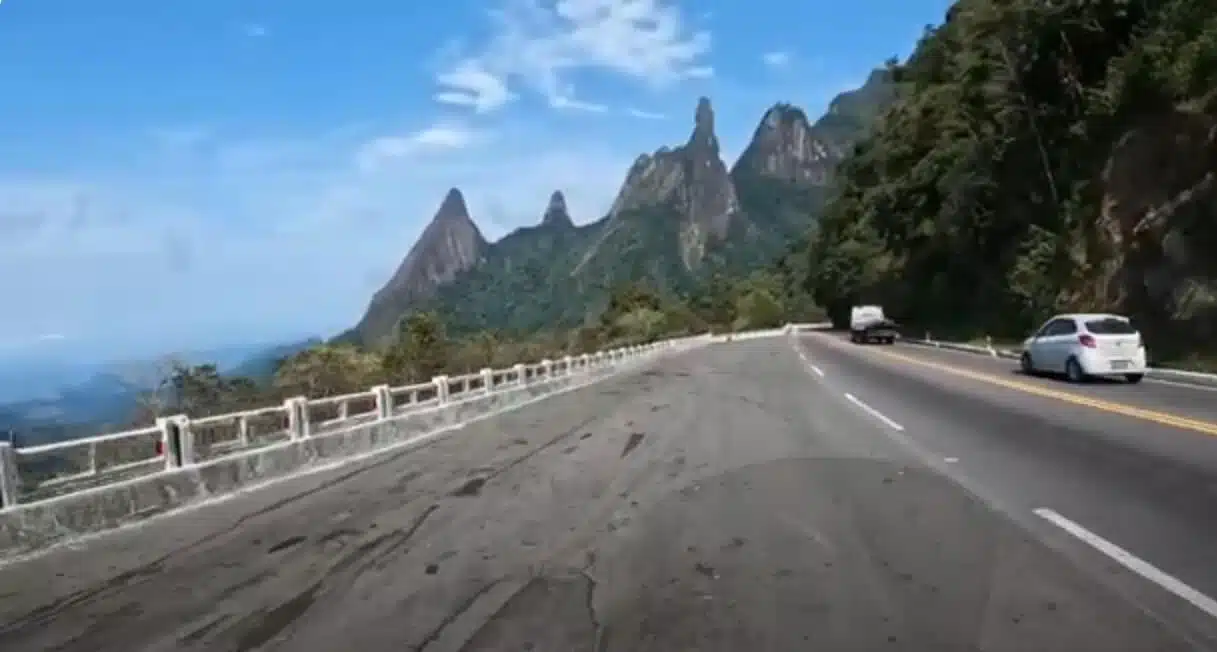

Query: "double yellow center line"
<box><xmin>870</xmin><ymin>348</ymin><xmax>1217</xmax><ymax>438</ymax></box>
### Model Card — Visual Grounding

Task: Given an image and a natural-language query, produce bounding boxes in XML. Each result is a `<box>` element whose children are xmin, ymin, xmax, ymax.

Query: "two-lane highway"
<box><xmin>797</xmin><ymin>332</ymin><xmax>1217</xmax><ymax>643</ymax></box>
<box><xmin>1</xmin><ymin>335</ymin><xmax>1216</xmax><ymax>650</ymax></box>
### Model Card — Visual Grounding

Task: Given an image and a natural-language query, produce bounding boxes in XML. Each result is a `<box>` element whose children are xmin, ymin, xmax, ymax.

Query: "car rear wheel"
<box><xmin>1020</xmin><ymin>352</ymin><xmax>1035</xmax><ymax>375</ymax></box>
<box><xmin>1065</xmin><ymin>357</ymin><xmax>1086</xmax><ymax>383</ymax></box>
<box><xmin>1125</xmin><ymin>373</ymin><xmax>1144</xmax><ymax>384</ymax></box>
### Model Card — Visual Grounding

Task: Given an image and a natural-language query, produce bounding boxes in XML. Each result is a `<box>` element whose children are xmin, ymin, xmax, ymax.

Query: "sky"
<box><xmin>0</xmin><ymin>0</ymin><xmax>953</xmax><ymax>365</ymax></box>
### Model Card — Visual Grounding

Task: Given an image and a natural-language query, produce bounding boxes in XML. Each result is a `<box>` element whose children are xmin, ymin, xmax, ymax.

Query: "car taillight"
<box><xmin>155</xmin><ymin>440</ymin><xmax>164</xmax><ymax>456</ymax></box>
<box><xmin>1079</xmin><ymin>334</ymin><xmax>1097</xmax><ymax>348</ymax></box>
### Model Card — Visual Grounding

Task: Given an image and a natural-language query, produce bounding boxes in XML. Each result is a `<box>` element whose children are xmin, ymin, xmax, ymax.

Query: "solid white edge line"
<box><xmin>811</xmin><ymin>364</ymin><xmax>825</xmax><ymax>377</ymax></box>
<box><xmin>843</xmin><ymin>393</ymin><xmax>905</xmax><ymax>431</ymax></box>
<box><xmin>1147</xmin><ymin>377</ymin><xmax>1217</xmax><ymax>393</ymax></box>
<box><xmin>1034</xmin><ymin>507</ymin><xmax>1217</xmax><ymax>620</ymax></box>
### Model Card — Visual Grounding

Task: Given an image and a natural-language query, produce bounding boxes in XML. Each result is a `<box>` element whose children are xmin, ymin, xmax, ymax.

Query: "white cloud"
<box><xmin>242</xmin><ymin>24</ymin><xmax>268</xmax><ymax>37</ymax></box>
<box><xmin>434</xmin><ymin>0</ymin><xmax>712</xmax><ymax>112</ymax></box>
<box><xmin>551</xmin><ymin>95</ymin><xmax>608</xmax><ymax>113</ymax></box>
<box><xmin>762</xmin><ymin>51</ymin><xmax>790</xmax><ymax>68</ymax></box>
<box><xmin>627</xmin><ymin>108</ymin><xmax>665</xmax><ymax>120</ymax></box>
<box><xmin>355</xmin><ymin>122</ymin><xmax>482</xmax><ymax>171</ymax></box>
<box><xmin>434</xmin><ymin>60</ymin><xmax>517</xmax><ymax>113</ymax></box>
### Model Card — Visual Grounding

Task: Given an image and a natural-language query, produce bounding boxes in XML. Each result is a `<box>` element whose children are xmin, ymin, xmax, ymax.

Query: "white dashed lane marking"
<box><xmin>843</xmin><ymin>393</ymin><xmax>905</xmax><ymax>432</ymax></box>
<box><xmin>1035</xmin><ymin>507</ymin><xmax>1217</xmax><ymax>621</ymax></box>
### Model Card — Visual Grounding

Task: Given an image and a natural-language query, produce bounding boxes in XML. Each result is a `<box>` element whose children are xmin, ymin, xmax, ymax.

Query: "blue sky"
<box><xmin>0</xmin><ymin>0</ymin><xmax>952</xmax><ymax>364</ymax></box>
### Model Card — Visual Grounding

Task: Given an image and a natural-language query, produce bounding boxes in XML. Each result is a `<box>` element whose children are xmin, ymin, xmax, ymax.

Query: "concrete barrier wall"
<box><xmin>0</xmin><ymin>344</ymin><xmax>643</xmax><ymax>560</ymax></box>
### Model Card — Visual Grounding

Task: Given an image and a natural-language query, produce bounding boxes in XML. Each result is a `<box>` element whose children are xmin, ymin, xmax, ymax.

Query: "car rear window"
<box><xmin>1085</xmin><ymin>318</ymin><xmax>1137</xmax><ymax>335</ymax></box>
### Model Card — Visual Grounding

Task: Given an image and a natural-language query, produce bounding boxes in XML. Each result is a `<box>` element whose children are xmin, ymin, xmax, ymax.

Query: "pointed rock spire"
<box><xmin>434</xmin><ymin>187</ymin><xmax>473</xmax><ymax>225</ymax></box>
<box><xmin>541</xmin><ymin>190</ymin><xmax>573</xmax><ymax>227</ymax></box>
<box><xmin>689</xmin><ymin>97</ymin><xmax>720</xmax><ymax>152</ymax></box>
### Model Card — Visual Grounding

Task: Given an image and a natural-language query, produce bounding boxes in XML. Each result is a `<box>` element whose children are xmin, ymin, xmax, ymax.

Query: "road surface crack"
<box><xmin>414</xmin><ymin>579</ymin><xmax>503</xmax><ymax>651</ymax></box>
<box><xmin>580</xmin><ymin>569</ymin><xmax>608</xmax><ymax>652</ymax></box>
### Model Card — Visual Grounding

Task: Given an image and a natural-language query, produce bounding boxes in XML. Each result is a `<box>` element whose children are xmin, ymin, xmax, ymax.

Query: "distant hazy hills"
<box><xmin>0</xmin><ymin>338</ymin><xmax>319</xmax><ymax>437</ymax></box>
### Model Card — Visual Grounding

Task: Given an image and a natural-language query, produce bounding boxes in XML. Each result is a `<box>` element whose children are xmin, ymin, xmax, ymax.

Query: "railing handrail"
<box><xmin>0</xmin><ymin>323</ymin><xmax>827</xmax><ymax>508</ymax></box>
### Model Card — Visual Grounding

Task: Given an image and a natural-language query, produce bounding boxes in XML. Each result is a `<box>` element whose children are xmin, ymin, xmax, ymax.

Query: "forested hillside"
<box><xmin>804</xmin><ymin>0</ymin><xmax>1217</xmax><ymax>367</ymax></box>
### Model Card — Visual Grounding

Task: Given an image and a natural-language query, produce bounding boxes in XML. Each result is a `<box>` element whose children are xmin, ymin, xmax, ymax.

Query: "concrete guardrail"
<box><xmin>0</xmin><ymin>323</ymin><xmax>826</xmax><ymax>559</ymax></box>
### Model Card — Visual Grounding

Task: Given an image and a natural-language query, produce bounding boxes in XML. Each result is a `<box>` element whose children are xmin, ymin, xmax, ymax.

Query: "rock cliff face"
<box><xmin>583</xmin><ymin>97</ymin><xmax>741</xmax><ymax>272</ymax></box>
<box><xmin>1092</xmin><ymin>109</ymin><xmax>1217</xmax><ymax>359</ymax></box>
<box><xmin>733</xmin><ymin>104</ymin><xmax>831</xmax><ymax>185</ymax></box>
<box><xmin>733</xmin><ymin>69</ymin><xmax>895</xmax><ymax>190</ymax></box>
<box><xmin>351</xmin><ymin>188</ymin><xmax>488</xmax><ymax>345</ymax></box>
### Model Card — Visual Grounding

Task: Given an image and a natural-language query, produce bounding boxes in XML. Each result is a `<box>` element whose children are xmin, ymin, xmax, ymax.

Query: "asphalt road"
<box><xmin>1</xmin><ymin>335</ymin><xmax>1216</xmax><ymax>651</ymax></box>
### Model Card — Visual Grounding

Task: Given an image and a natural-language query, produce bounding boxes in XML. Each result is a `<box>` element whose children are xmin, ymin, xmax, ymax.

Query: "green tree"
<box><xmin>383</xmin><ymin>311</ymin><xmax>449</xmax><ymax>383</ymax></box>
<box><xmin>274</xmin><ymin>344</ymin><xmax>382</xmax><ymax>398</ymax></box>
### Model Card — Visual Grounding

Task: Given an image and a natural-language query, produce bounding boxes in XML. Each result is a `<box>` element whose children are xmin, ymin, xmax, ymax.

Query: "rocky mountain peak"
<box><xmin>733</xmin><ymin>102</ymin><xmax>831</xmax><ymax>185</ymax></box>
<box><xmin>733</xmin><ymin>70</ymin><xmax>896</xmax><ymax>189</ymax></box>
<box><xmin>579</xmin><ymin>96</ymin><xmax>740</xmax><ymax>274</ymax></box>
<box><xmin>435</xmin><ymin>187</ymin><xmax>474</xmax><ymax>225</ymax></box>
<box><xmin>541</xmin><ymin>190</ymin><xmax>574</xmax><ymax>227</ymax></box>
<box><xmin>690</xmin><ymin>97</ymin><xmax>719</xmax><ymax>151</ymax></box>
<box><xmin>350</xmin><ymin>187</ymin><xmax>488</xmax><ymax>344</ymax></box>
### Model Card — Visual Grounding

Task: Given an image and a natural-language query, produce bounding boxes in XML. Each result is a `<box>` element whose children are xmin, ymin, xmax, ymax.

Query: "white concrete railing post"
<box><xmin>562</xmin><ymin>355</ymin><xmax>573</xmax><ymax>376</ymax></box>
<box><xmin>513</xmin><ymin>363</ymin><xmax>527</xmax><ymax>386</ymax></box>
<box><xmin>373</xmin><ymin>384</ymin><xmax>392</xmax><ymax>420</ymax></box>
<box><xmin>433</xmin><ymin>376</ymin><xmax>450</xmax><ymax>405</ymax></box>
<box><xmin>285</xmin><ymin>397</ymin><xmax>310</xmax><ymax>440</ymax></box>
<box><xmin>480</xmin><ymin>368</ymin><xmax>494</xmax><ymax>393</ymax></box>
<box><xmin>541</xmin><ymin>359</ymin><xmax>553</xmax><ymax>378</ymax></box>
<box><xmin>0</xmin><ymin>440</ymin><xmax>20</xmax><ymax>508</ymax></box>
<box><xmin>156</xmin><ymin>414</ymin><xmax>193</xmax><ymax>469</ymax></box>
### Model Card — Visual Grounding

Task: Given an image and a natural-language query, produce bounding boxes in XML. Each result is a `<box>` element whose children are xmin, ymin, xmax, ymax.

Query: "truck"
<box><xmin>849</xmin><ymin>305</ymin><xmax>898</xmax><ymax>344</ymax></box>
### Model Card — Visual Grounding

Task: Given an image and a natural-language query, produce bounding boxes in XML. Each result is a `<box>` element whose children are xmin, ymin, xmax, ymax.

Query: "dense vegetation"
<box><xmin>136</xmin><ymin>276</ymin><xmax>819</xmax><ymax>424</ymax></box>
<box><xmin>804</xmin><ymin>0</ymin><xmax>1217</xmax><ymax>367</ymax></box>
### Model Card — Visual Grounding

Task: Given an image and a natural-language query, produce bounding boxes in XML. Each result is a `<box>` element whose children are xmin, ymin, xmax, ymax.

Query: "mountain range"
<box><xmin>0</xmin><ymin>338</ymin><xmax>319</xmax><ymax>439</ymax></box>
<box><xmin>344</xmin><ymin>70</ymin><xmax>896</xmax><ymax>345</ymax></box>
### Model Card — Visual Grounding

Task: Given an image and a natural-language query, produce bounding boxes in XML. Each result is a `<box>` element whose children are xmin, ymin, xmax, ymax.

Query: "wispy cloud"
<box><xmin>433</xmin><ymin>0</ymin><xmax>711</xmax><ymax>113</ymax></box>
<box><xmin>355</xmin><ymin>122</ymin><xmax>483</xmax><ymax>172</ymax></box>
<box><xmin>433</xmin><ymin>60</ymin><xmax>516</xmax><ymax>113</ymax></box>
<box><xmin>551</xmin><ymin>95</ymin><xmax>608</xmax><ymax>113</ymax></box>
<box><xmin>762</xmin><ymin>51</ymin><xmax>791</xmax><ymax>68</ymax></box>
<box><xmin>242</xmin><ymin>23</ymin><xmax>268</xmax><ymax>38</ymax></box>
<box><xmin>627</xmin><ymin>108</ymin><xmax>666</xmax><ymax>120</ymax></box>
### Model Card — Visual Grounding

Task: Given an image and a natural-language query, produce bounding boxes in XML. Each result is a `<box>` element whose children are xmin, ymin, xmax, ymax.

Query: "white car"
<box><xmin>1019</xmin><ymin>313</ymin><xmax>1148</xmax><ymax>384</ymax></box>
